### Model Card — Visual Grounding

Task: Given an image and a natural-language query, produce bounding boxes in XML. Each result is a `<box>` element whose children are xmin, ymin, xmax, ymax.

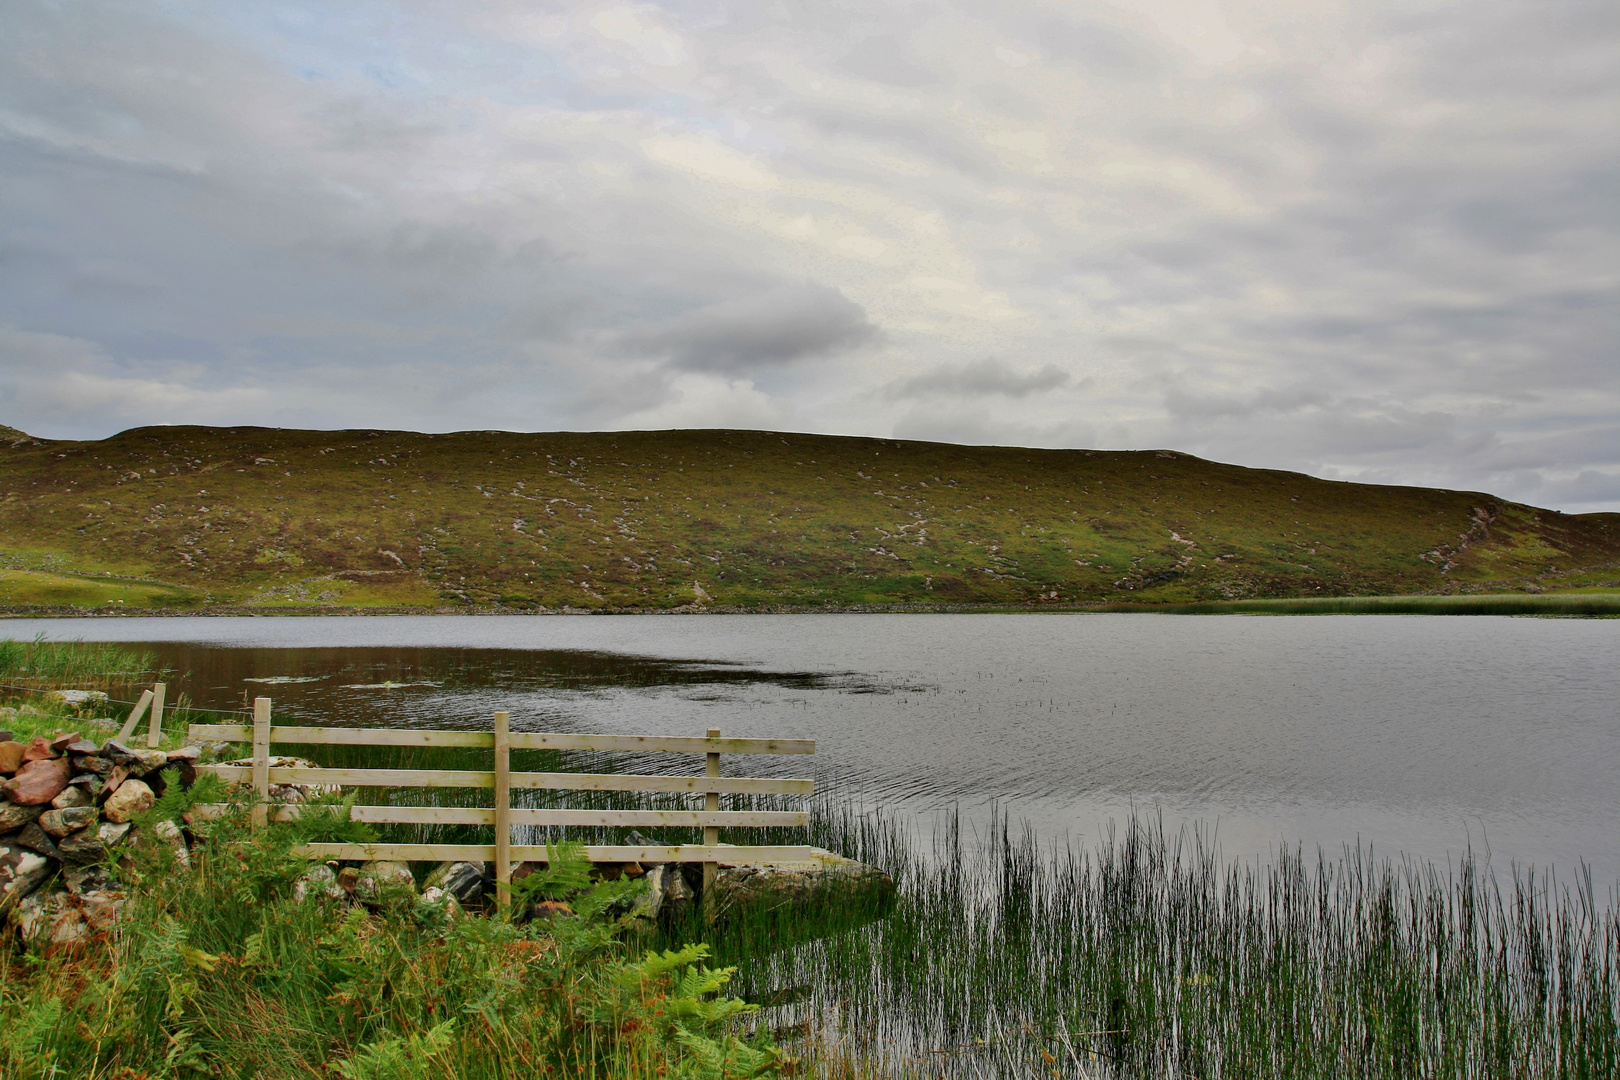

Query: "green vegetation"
<box><xmin>0</xmin><ymin>636</ymin><xmax>158</xmax><ymax>687</ymax></box>
<box><xmin>1095</xmin><ymin>592</ymin><xmax>1620</xmax><ymax>616</ymax></box>
<box><xmin>704</xmin><ymin>808</ymin><xmax>1620</xmax><ymax>1078</ymax></box>
<box><xmin>2</xmin><ymin>424</ymin><xmax>1617</xmax><ymax>612</ymax></box>
<box><xmin>0</xmin><ymin>798</ymin><xmax>784</xmax><ymax>1079</ymax></box>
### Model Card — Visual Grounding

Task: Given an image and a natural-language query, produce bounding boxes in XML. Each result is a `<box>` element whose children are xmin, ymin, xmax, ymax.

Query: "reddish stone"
<box><xmin>0</xmin><ymin>742</ymin><xmax>24</xmax><ymax>775</ymax></box>
<box><xmin>48</xmin><ymin>733</ymin><xmax>83</xmax><ymax>755</ymax></box>
<box><xmin>21</xmin><ymin>737</ymin><xmax>58</xmax><ymax>763</ymax></box>
<box><xmin>3</xmin><ymin>758</ymin><xmax>73</xmax><ymax>806</ymax></box>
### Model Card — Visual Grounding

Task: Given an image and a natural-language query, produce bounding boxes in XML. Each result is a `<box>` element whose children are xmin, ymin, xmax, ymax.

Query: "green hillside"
<box><xmin>1</xmin><ymin>423</ymin><xmax>1617</xmax><ymax>613</ymax></box>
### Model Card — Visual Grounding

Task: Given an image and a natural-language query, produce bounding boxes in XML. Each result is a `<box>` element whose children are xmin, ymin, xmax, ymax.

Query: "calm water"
<box><xmin>4</xmin><ymin>613</ymin><xmax>1619</xmax><ymax>882</ymax></box>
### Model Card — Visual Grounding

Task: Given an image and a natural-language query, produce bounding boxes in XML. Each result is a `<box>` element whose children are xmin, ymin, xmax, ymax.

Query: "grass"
<box><xmin>675</xmin><ymin>806</ymin><xmax>1619</xmax><ymax>1079</ymax></box>
<box><xmin>2</xmin><ymin>424</ymin><xmax>1618</xmax><ymax>612</ymax></box>
<box><xmin>0</xmin><ymin>635</ymin><xmax>159</xmax><ymax>688</ymax></box>
<box><xmin>0</xmin><ymin>794</ymin><xmax>785</xmax><ymax>1079</ymax></box>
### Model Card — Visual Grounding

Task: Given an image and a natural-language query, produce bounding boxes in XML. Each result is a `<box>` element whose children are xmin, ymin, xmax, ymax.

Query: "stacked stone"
<box><xmin>0</xmin><ymin>728</ymin><xmax>199</xmax><ymax>949</ymax></box>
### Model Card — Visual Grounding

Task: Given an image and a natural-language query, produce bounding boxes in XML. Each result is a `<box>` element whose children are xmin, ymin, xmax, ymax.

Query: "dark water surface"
<box><xmin>4</xmin><ymin>613</ymin><xmax>1618</xmax><ymax>882</ymax></box>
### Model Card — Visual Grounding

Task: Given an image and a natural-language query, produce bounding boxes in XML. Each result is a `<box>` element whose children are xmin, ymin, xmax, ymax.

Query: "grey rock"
<box><xmin>354</xmin><ymin>860</ymin><xmax>416</xmax><ymax>902</ymax></box>
<box><xmin>0</xmin><ymin>802</ymin><xmax>41</xmax><ymax>834</ymax></box>
<box><xmin>77</xmin><ymin>888</ymin><xmax>125</xmax><ymax>933</ymax></box>
<box><xmin>710</xmin><ymin>857</ymin><xmax>896</xmax><ymax>922</ymax></box>
<box><xmin>99</xmin><ymin>740</ymin><xmax>139</xmax><ymax>765</ymax></box>
<box><xmin>0</xmin><ymin>844</ymin><xmax>52</xmax><ymax>915</ymax></box>
<box><xmin>10</xmin><ymin>889</ymin><xmax>86</xmax><ymax>950</ymax></box>
<box><xmin>51</xmin><ymin>783</ymin><xmax>95</xmax><ymax>809</ymax></box>
<box><xmin>64</xmin><ymin>863</ymin><xmax>117</xmax><ymax>896</ymax></box>
<box><xmin>128</xmin><ymin>749</ymin><xmax>171</xmax><ymax>778</ymax></box>
<box><xmin>293</xmin><ymin>863</ymin><xmax>346</xmax><ymax>903</ymax></box>
<box><xmin>57</xmin><ymin>827</ymin><xmax>107</xmax><ymax>865</ymax></box>
<box><xmin>73</xmin><ymin>754</ymin><xmax>114</xmax><ymax>777</ymax></box>
<box><xmin>48</xmin><ymin>690</ymin><xmax>108</xmax><ymax>707</ymax></box>
<box><xmin>14</xmin><ymin>823</ymin><xmax>61</xmax><ymax>860</ymax></box>
<box><xmin>40</xmin><ymin>805</ymin><xmax>98</xmax><ymax>837</ymax></box>
<box><xmin>102</xmin><ymin>778</ymin><xmax>154</xmax><ymax>823</ymax></box>
<box><xmin>422</xmin><ymin>861</ymin><xmax>485</xmax><ymax>904</ymax></box>
<box><xmin>98</xmin><ymin>822</ymin><xmax>132</xmax><ymax>849</ymax></box>
<box><xmin>64</xmin><ymin>740</ymin><xmax>100</xmax><ymax>756</ymax></box>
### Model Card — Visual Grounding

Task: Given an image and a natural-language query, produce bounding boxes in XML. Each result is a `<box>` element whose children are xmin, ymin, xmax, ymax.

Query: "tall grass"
<box><xmin>0</xmin><ymin>634</ymin><xmax>157</xmax><ymax>686</ymax></box>
<box><xmin>706</xmin><ymin>807</ymin><xmax>1620</xmax><ymax>1078</ymax></box>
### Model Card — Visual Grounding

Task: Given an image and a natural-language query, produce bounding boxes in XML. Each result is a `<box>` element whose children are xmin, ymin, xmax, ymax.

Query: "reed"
<box><xmin>0</xmin><ymin>635</ymin><xmax>158</xmax><ymax>687</ymax></box>
<box><xmin>695</xmin><ymin>806</ymin><xmax>1620</xmax><ymax>1078</ymax></box>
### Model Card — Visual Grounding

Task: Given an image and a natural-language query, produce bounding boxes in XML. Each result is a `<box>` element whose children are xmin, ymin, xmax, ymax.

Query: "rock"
<box><xmin>220</xmin><ymin>757</ymin><xmax>340</xmax><ymax>803</ymax></box>
<box><xmin>0</xmin><ymin>802</ymin><xmax>41</xmax><ymax>834</ymax></box>
<box><xmin>0</xmin><ymin>844</ymin><xmax>52</xmax><ymax>915</ymax></box>
<box><xmin>40</xmin><ymin>805</ymin><xmax>98</xmax><ymax>837</ymax></box>
<box><xmin>51</xmin><ymin>784</ymin><xmax>94</xmax><ymax>809</ymax></box>
<box><xmin>102</xmin><ymin>778</ymin><xmax>154</xmax><ymax>823</ymax></box>
<box><xmin>294</xmin><ymin>863</ymin><xmax>346</xmax><ymax>902</ymax></box>
<box><xmin>354</xmin><ymin>860</ymin><xmax>415</xmax><ymax>902</ymax></box>
<box><xmin>0</xmin><ymin>729</ymin><xmax>11</xmax><ymax>743</ymax></box>
<box><xmin>0</xmin><ymin>741</ymin><xmax>25</xmax><ymax>774</ymax></box>
<box><xmin>3</xmin><ymin>757</ymin><xmax>73</xmax><ymax>805</ymax></box>
<box><xmin>73</xmin><ymin>754</ymin><xmax>114</xmax><ymax>777</ymax></box>
<box><xmin>64</xmin><ymin>864</ymin><xmax>117</xmax><ymax>896</ymax></box>
<box><xmin>64</xmin><ymin>740</ymin><xmax>100</xmax><ymax>756</ymax></box>
<box><xmin>21</xmin><ymin>737</ymin><xmax>58</xmax><ymax>763</ymax></box>
<box><xmin>658</xmin><ymin>864</ymin><xmax>697</xmax><ymax>923</ymax></box>
<box><xmin>100</xmin><ymin>765</ymin><xmax>129</xmax><ymax>798</ymax></box>
<box><xmin>128</xmin><ymin>749</ymin><xmax>170</xmax><ymax>778</ymax></box>
<box><xmin>149</xmin><ymin>820</ymin><xmax>189</xmax><ymax>869</ymax></box>
<box><xmin>710</xmin><ymin>855</ymin><xmax>896</xmax><ymax>922</ymax></box>
<box><xmin>10</xmin><ymin>889</ymin><xmax>88</xmax><ymax>950</ymax></box>
<box><xmin>14</xmin><ymin>823</ymin><xmax>61</xmax><ymax>859</ymax></box>
<box><xmin>422</xmin><ymin>861</ymin><xmax>486</xmax><ymax>904</ymax></box>
<box><xmin>530</xmin><ymin>899</ymin><xmax>574</xmax><ymax>920</ymax></box>
<box><xmin>166</xmin><ymin>745</ymin><xmax>202</xmax><ymax>786</ymax></box>
<box><xmin>336</xmin><ymin>866</ymin><xmax>359</xmax><ymax>895</ymax></box>
<box><xmin>49</xmin><ymin>732</ymin><xmax>84</xmax><ymax>754</ymax></box>
<box><xmin>77</xmin><ymin>889</ymin><xmax>125</xmax><ymax>933</ymax></box>
<box><xmin>57</xmin><ymin>827</ymin><xmax>107</xmax><ymax>865</ymax></box>
<box><xmin>100</xmin><ymin>740</ymin><xmax>139</xmax><ymax>765</ymax></box>
<box><xmin>49</xmin><ymin>690</ymin><xmax>107</xmax><ymax>707</ymax></box>
<box><xmin>621</xmin><ymin>861</ymin><xmax>644</xmax><ymax>878</ymax></box>
<box><xmin>98</xmin><ymin>822</ymin><xmax>132</xmax><ymax>849</ymax></box>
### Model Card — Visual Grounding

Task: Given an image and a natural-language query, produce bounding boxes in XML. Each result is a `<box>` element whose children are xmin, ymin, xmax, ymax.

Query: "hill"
<box><xmin>1</xmin><ymin>424</ymin><xmax>1618</xmax><ymax>613</ymax></box>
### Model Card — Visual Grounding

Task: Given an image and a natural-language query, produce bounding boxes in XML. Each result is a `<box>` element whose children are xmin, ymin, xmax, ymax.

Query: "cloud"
<box><xmin>888</xmin><ymin>358</ymin><xmax>1072</xmax><ymax>400</ymax></box>
<box><xmin>615</xmin><ymin>284</ymin><xmax>879</xmax><ymax>374</ymax></box>
<box><xmin>0</xmin><ymin>0</ymin><xmax>1614</xmax><ymax>510</ymax></box>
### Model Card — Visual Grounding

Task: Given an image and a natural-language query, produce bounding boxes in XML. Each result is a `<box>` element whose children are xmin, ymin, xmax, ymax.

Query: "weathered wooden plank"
<box><xmin>146</xmin><ymin>682</ymin><xmax>166</xmax><ymax>750</ymax></box>
<box><xmin>190</xmin><ymin>805</ymin><xmax>809</xmax><ymax>828</ymax></box>
<box><xmin>293</xmin><ymin>843</ymin><xmax>817</xmax><ymax>864</ymax></box>
<box><xmin>250</xmin><ymin>698</ymin><xmax>270</xmax><ymax>829</ymax></box>
<box><xmin>184</xmin><ymin>724</ymin><xmax>814</xmax><ymax>756</ymax></box>
<box><xmin>118</xmin><ymin>689</ymin><xmax>153</xmax><ymax>743</ymax></box>
<box><xmin>493</xmin><ymin>711</ymin><xmax>511</xmax><ymax>909</ymax></box>
<box><xmin>197</xmin><ymin>764</ymin><xmax>814</xmax><ymax>796</ymax></box>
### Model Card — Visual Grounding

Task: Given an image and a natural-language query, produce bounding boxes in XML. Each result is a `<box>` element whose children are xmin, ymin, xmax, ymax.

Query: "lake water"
<box><xmin>4</xmin><ymin>613</ymin><xmax>1618</xmax><ymax>883</ymax></box>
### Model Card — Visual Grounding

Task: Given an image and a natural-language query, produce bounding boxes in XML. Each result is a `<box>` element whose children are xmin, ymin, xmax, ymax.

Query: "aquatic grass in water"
<box><xmin>709</xmin><ymin>807</ymin><xmax>1620</xmax><ymax>1078</ymax></box>
<box><xmin>0</xmin><ymin>635</ymin><xmax>157</xmax><ymax>686</ymax></box>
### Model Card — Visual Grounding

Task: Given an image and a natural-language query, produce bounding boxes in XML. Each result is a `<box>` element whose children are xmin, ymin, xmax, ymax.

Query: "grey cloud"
<box><xmin>889</xmin><ymin>359</ymin><xmax>1072</xmax><ymax>400</ymax></box>
<box><xmin>836</xmin><ymin>35</ymin><xmax>938</xmax><ymax>88</ymax></box>
<box><xmin>616</xmin><ymin>285</ymin><xmax>879</xmax><ymax>374</ymax></box>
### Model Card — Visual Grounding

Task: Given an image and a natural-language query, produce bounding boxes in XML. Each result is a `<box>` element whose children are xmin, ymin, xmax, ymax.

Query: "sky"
<box><xmin>1</xmin><ymin>0</ymin><xmax>1617</xmax><ymax>511</ymax></box>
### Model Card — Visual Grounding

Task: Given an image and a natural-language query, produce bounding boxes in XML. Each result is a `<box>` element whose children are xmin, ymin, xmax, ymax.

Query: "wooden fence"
<box><xmin>187</xmin><ymin>698</ymin><xmax>816</xmax><ymax>908</ymax></box>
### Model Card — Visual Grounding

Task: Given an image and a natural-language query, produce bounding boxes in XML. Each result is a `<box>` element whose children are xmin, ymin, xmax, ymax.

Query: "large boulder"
<box><xmin>3</xmin><ymin>757</ymin><xmax>72</xmax><ymax>805</ymax></box>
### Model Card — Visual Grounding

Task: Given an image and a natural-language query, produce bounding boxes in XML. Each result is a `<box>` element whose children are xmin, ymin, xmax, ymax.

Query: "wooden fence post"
<box><xmin>116</xmin><ymin>688</ymin><xmax>153</xmax><ymax>743</ymax></box>
<box><xmin>702</xmin><ymin>727</ymin><xmax>721</xmax><ymax>916</ymax></box>
<box><xmin>251</xmin><ymin>697</ymin><xmax>271</xmax><ymax>828</ymax></box>
<box><xmin>494</xmin><ymin>711</ymin><xmax>511</xmax><ymax>914</ymax></box>
<box><xmin>145</xmin><ymin>682</ymin><xmax>166</xmax><ymax>749</ymax></box>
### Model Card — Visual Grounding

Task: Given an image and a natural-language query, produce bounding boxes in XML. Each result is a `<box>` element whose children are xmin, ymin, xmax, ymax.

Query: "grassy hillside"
<box><xmin>1</xmin><ymin>423</ymin><xmax>1617</xmax><ymax>613</ymax></box>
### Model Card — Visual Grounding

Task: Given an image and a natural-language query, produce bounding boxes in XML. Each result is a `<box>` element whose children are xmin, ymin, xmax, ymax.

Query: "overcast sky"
<box><xmin>2</xmin><ymin>1</ymin><xmax>1617</xmax><ymax>510</ymax></box>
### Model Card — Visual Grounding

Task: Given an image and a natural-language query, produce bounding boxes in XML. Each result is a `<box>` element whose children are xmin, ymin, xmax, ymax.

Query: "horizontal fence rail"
<box><xmin>189</xmin><ymin>704</ymin><xmax>816</xmax><ymax>912</ymax></box>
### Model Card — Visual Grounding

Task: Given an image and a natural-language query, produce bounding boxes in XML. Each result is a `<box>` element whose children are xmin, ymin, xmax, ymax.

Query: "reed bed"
<box><xmin>0</xmin><ymin>635</ymin><xmax>157</xmax><ymax>687</ymax></box>
<box><xmin>701</xmin><ymin>807</ymin><xmax>1620</xmax><ymax>1079</ymax></box>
